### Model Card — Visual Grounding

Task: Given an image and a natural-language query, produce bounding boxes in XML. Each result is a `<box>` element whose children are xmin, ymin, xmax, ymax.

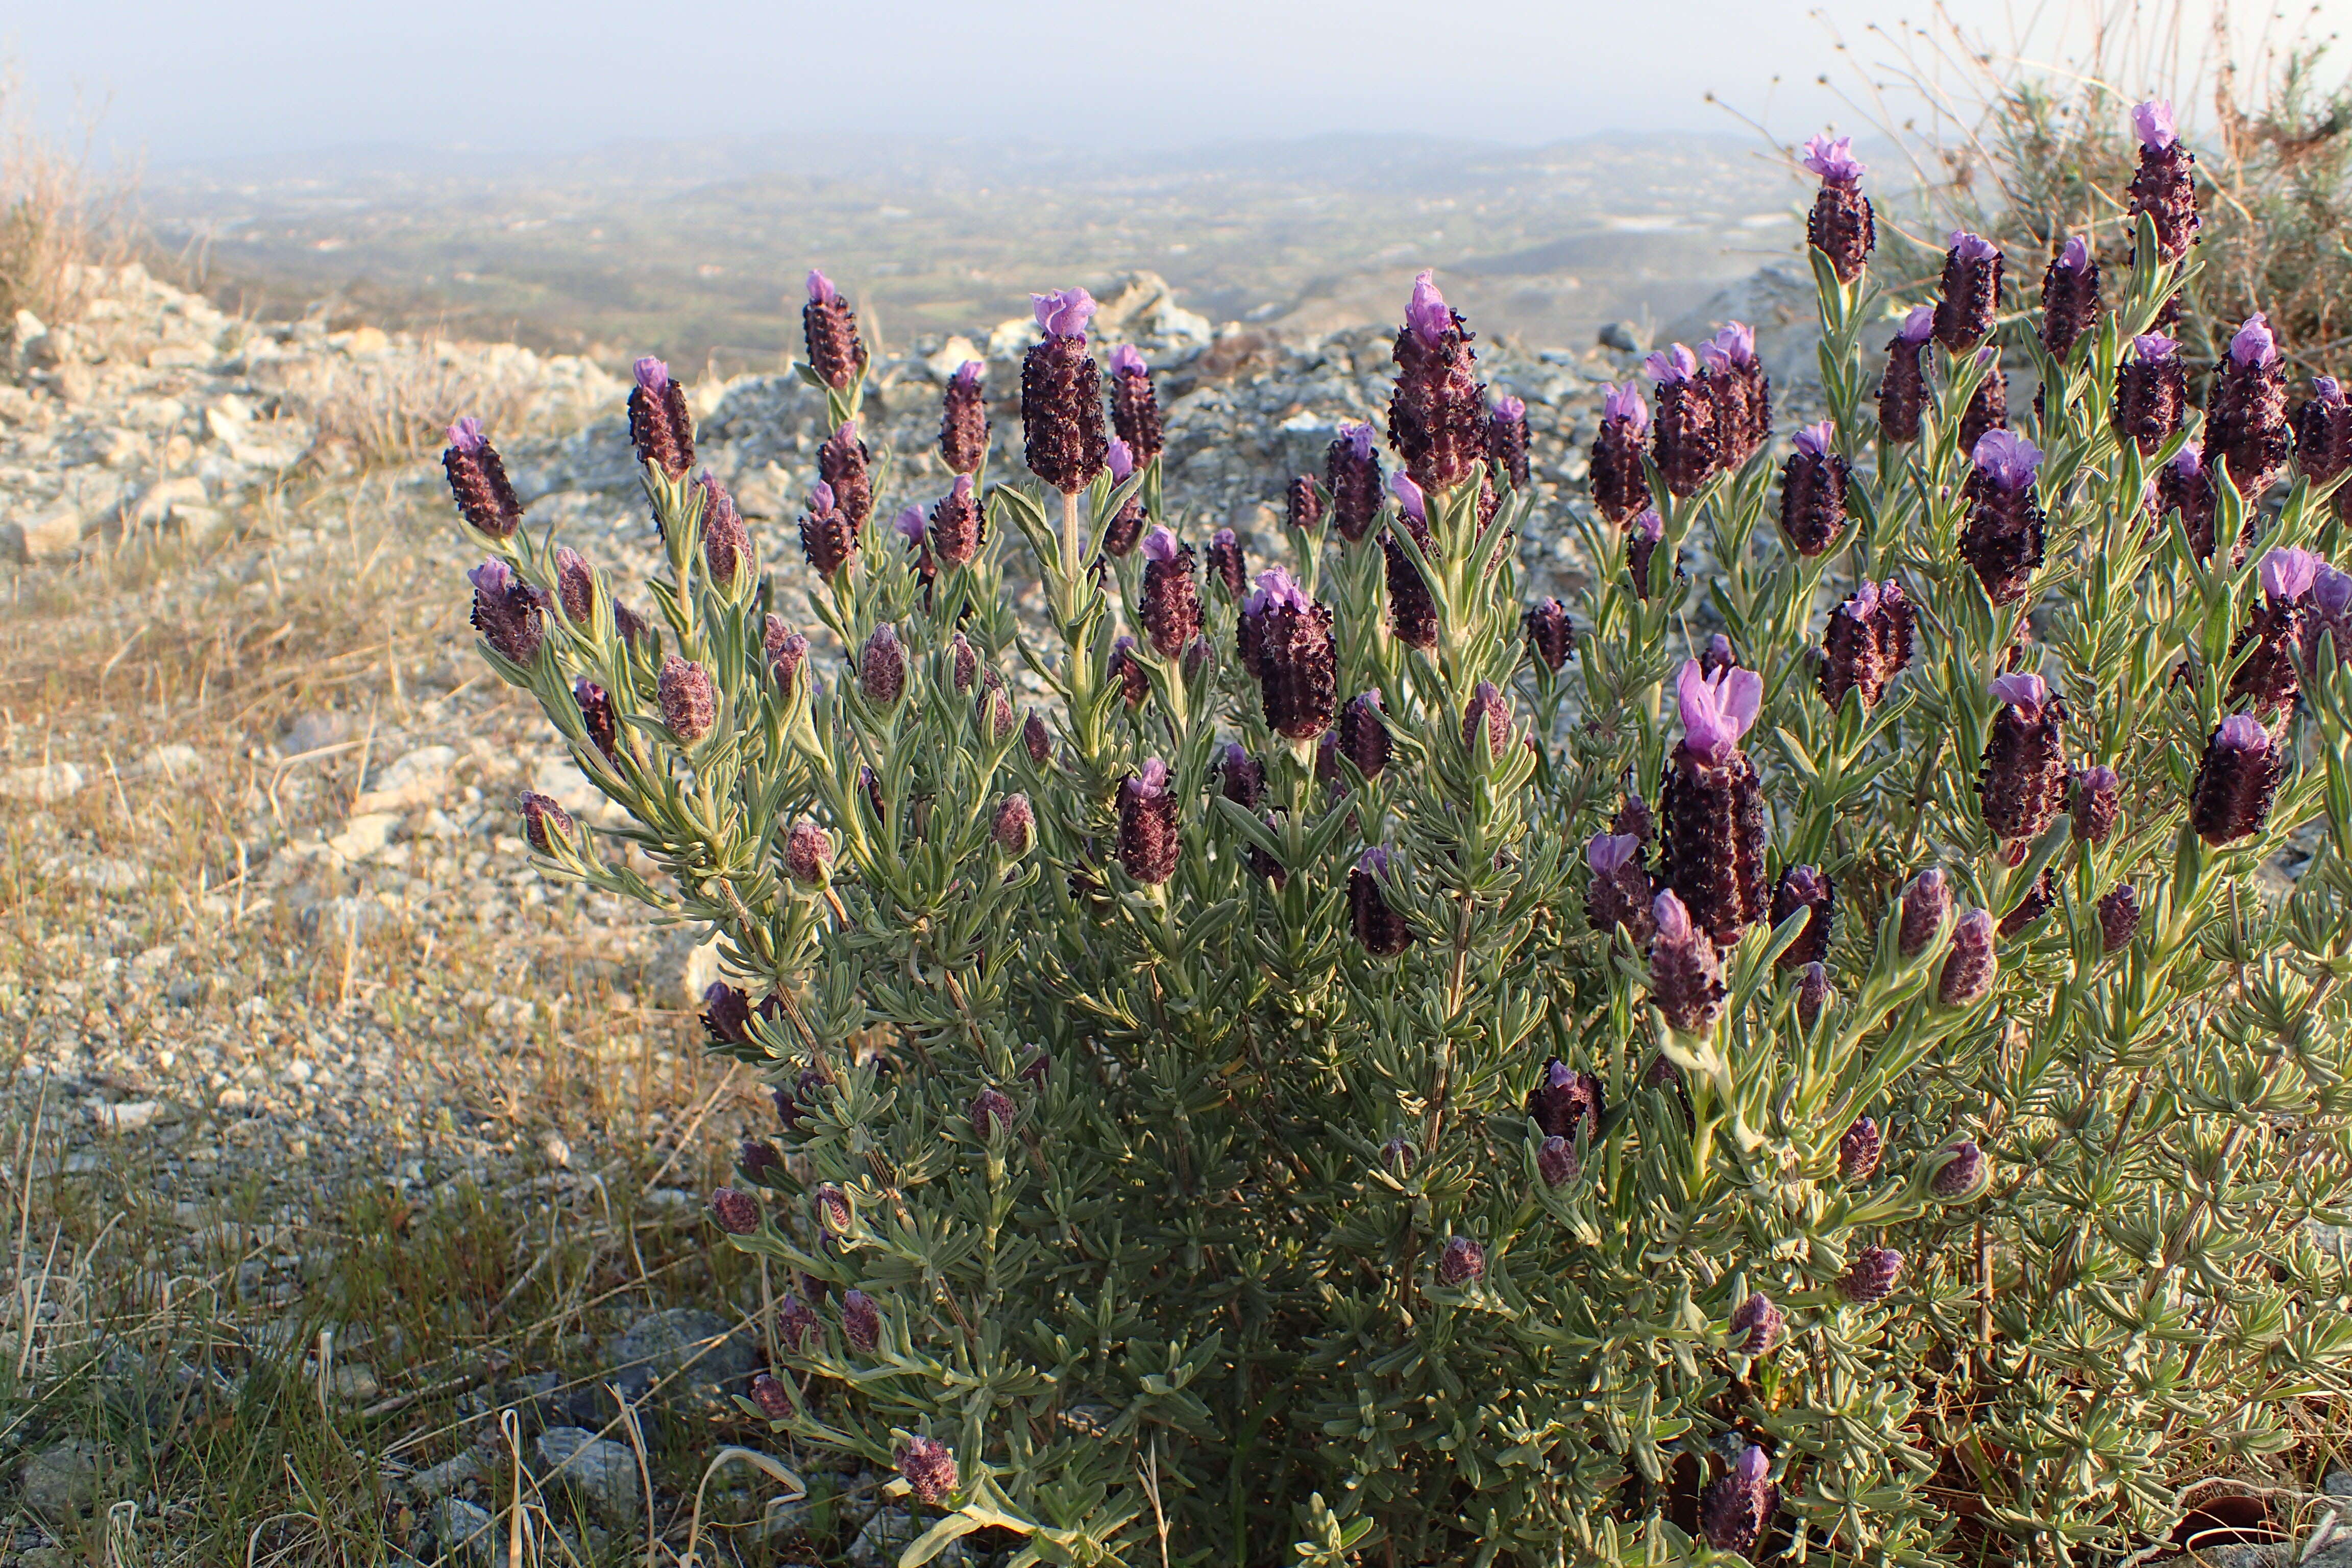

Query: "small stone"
<box><xmin>848</xmin><ymin>1507</ymin><xmax>972</xmax><ymax>1568</ymax></box>
<box><xmin>407</xmin><ymin>1450</ymin><xmax>484</xmax><ymax>1499</ymax></box>
<box><xmin>19</xmin><ymin>1439</ymin><xmax>101</xmax><ymax>1516</ymax></box>
<box><xmin>3</xmin><ymin>505</ymin><xmax>84</xmax><ymax>562</ymax></box>
<box><xmin>606</xmin><ymin>1308</ymin><xmax>757</xmax><ymax>1413</ymax></box>
<box><xmin>330</xmin><ymin>1362</ymin><xmax>380</xmax><ymax>1402</ymax></box>
<box><xmin>1598</xmin><ymin>320</ymin><xmax>1651</xmax><ymax>353</ymax></box>
<box><xmin>2325</xmin><ymin>1469</ymin><xmax>2352</xmax><ymax>1498</ymax></box>
<box><xmin>432</xmin><ymin>1496</ymin><xmax>497</xmax><ymax>1566</ymax></box>
<box><xmin>89</xmin><ymin>1100</ymin><xmax>161</xmax><ymax>1133</ymax></box>
<box><xmin>352</xmin><ymin>745</ymin><xmax>456</xmax><ymax>815</ymax></box>
<box><xmin>535</xmin><ymin>1426</ymin><xmax>641</xmax><ymax>1523</ymax></box>
<box><xmin>1</xmin><ymin>762</ymin><xmax>85</xmax><ymax>803</ymax></box>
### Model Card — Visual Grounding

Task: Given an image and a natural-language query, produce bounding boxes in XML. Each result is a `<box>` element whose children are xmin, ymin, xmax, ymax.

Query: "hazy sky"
<box><xmin>8</xmin><ymin>0</ymin><xmax>2347</xmax><ymax>165</ymax></box>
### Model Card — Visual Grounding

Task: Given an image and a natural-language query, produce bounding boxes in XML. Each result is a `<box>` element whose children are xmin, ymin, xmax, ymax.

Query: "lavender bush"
<box><xmin>442</xmin><ymin>110</ymin><xmax>2352</xmax><ymax>1566</ymax></box>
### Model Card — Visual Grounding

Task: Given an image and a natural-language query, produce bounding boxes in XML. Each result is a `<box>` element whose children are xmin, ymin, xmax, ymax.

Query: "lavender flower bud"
<box><xmin>1117</xmin><ymin>759</ymin><xmax>1180</xmax><ymax>885</ymax></box>
<box><xmin>856</xmin><ymin>623</ymin><xmax>905</xmax><ymax>707</ymax></box>
<box><xmin>657</xmin><ymin>656</ymin><xmax>717</xmax><ymax>744</ymax></box>
<box><xmin>1285</xmin><ymin>474</ymin><xmax>1323</xmax><ymax>536</ymax></box>
<box><xmin>2112</xmin><ymin>334</ymin><xmax>2188</xmax><ymax>455</ymax></box>
<box><xmin>467</xmin><ymin>559</ymin><xmax>546</xmax><ymax>665</ymax></box>
<box><xmin>2099</xmin><ymin>884</ymin><xmax>2141</xmax><ymax>953</ymax></box>
<box><xmin>748</xmin><ymin>1372</ymin><xmax>793</xmax><ymax>1419</ymax></box>
<box><xmin>1933</xmin><ymin>231</ymin><xmax>2004</xmax><ymax>352</ymax></box>
<box><xmin>1797</xmin><ymin>961</ymin><xmax>1832</xmax><ymax>1027</ymax></box>
<box><xmin>1538</xmin><ymin>1136</ymin><xmax>1579</xmax><ymax>1188</ymax></box>
<box><xmin>2040</xmin><ymin>236</ymin><xmax>2102</xmax><ymax>362</ymax></box>
<box><xmin>1818</xmin><ymin>578</ymin><xmax>1916</xmax><ymax>712</ymax></box>
<box><xmin>783</xmin><ymin>821</ymin><xmax>833</xmax><ymax>887</ymax></box>
<box><xmin>1728</xmin><ymin>1291</ymin><xmax>1784</xmax><ymax>1356</ymax></box>
<box><xmin>971</xmin><ymin>1088</ymin><xmax>1016</xmax><ymax>1139</ymax></box>
<box><xmin>993</xmin><ymin>794</ymin><xmax>1035</xmax><ymax>856</ymax></box>
<box><xmin>697</xmin><ymin>474</ymin><xmax>750</xmax><ymax>589</ymax></box>
<box><xmin>575</xmin><ymin>678</ymin><xmax>618</xmax><ymax>760</ymax></box>
<box><xmin>2191</xmin><ymin>714</ymin><xmax>2286</xmax><ymax>844</ymax></box>
<box><xmin>2311</xmin><ymin>566</ymin><xmax>2352</xmax><ymax>672</ymax></box>
<box><xmin>978</xmin><ymin>677</ymin><xmax>1017</xmax><ymax>743</ymax></box>
<box><xmin>1023</xmin><ymin>712</ymin><xmax>1054</xmax><ymax>766</ymax></box>
<box><xmin>1101</xmin><ymin>439</ymin><xmax>1147</xmax><ymax>559</ymax></box>
<box><xmin>1326</xmin><ymin>422</ymin><xmax>1385</xmax><ymax>542</ymax></box>
<box><xmin>1839</xmin><ymin>1116</ymin><xmax>1881</xmax><ymax>1181</ymax></box>
<box><xmin>1389</xmin><ymin>270</ymin><xmax>1487</xmax><ymax>495</ymax></box>
<box><xmin>627</xmin><ymin>358</ymin><xmax>694</xmax><ymax>478</ymax></box>
<box><xmin>1139</xmin><ymin>527</ymin><xmax>1203</xmax><ymax>657</ymax></box>
<box><xmin>774</xmin><ymin>1067</ymin><xmax>823</xmax><ymax>1134</ymax></box>
<box><xmin>952</xmin><ymin>635</ymin><xmax>980</xmax><ymax>694</ymax></box>
<box><xmin>1960</xmin><ymin>430</ymin><xmax>2048</xmax><ymax>605</ymax></box>
<box><xmin>1200</xmin><ymin>528</ymin><xmax>1245</xmax><ymax>600</ymax></box>
<box><xmin>2226</xmin><ymin>547</ymin><xmax>2320</xmax><ymax>714</ymax></box>
<box><xmin>2209</xmin><ymin>314</ymin><xmax>2292</xmax><ymax>498</ymax></box>
<box><xmin>1589</xmin><ymin>383</ymin><xmax>1651</xmax><ymax>525</ymax></box>
<box><xmin>739</xmin><ymin>1137</ymin><xmax>781</xmax><ymax>1182</ymax></box>
<box><xmin>1898</xmin><ymin>869</ymin><xmax>1950</xmax><ymax>957</ymax></box>
<box><xmin>1525</xmin><ymin>597</ymin><xmax>1575</xmax><ymax>671</ymax></box>
<box><xmin>2126</xmin><ymin>100</ymin><xmax>2200</xmax><ymax>263</ymax></box>
<box><xmin>1625</xmin><ymin>508</ymin><xmax>1671</xmax><ymax>600</ymax></box>
<box><xmin>841</xmin><ymin>1288</ymin><xmax>880</xmax><ymax>1351</ymax></box>
<box><xmin>926</xmin><ymin>473</ymin><xmax>985</xmax><ymax>569</ymax></box>
<box><xmin>1382</xmin><ymin>502</ymin><xmax>1441</xmax><ymax>651</ymax></box>
<box><xmin>1350</xmin><ymin>846</ymin><xmax>1413</xmax><ymax>956</ymax></box>
<box><xmin>1978</xmin><ymin>673</ymin><xmax>2069</xmax><ymax>847</ymax></box>
<box><xmin>1660</xmin><ymin>659</ymin><xmax>1769</xmax><ymax>945</ymax></box>
<box><xmin>1959</xmin><ymin>350</ymin><xmax>2009</xmax><ymax>456</ymax></box>
<box><xmin>1584</xmin><ymin>832</ymin><xmax>1656</xmax><ymax>943</ymax></box>
<box><xmin>1701</xmin><ymin>1446</ymin><xmax>1777</xmax><ymax>1556</ymax></box>
<box><xmin>1462</xmin><ymin>680</ymin><xmax>1513</xmax><ymax>764</ymax></box>
<box><xmin>802</xmin><ymin>270</ymin><xmax>869</xmax><ymax>391</ymax></box>
<box><xmin>776</xmin><ymin>1295</ymin><xmax>820</xmax><ymax>1352</ymax></box>
<box><xmin>552</xmin><ymin>547</ymin><xmax>595</xmax><ymax>624</ymax></box>
<box><xmin>799</xmin><ymin>482</ymin><xmax>858</xmax><ymax>579</ymax></box>
<box><xmin>1240</xmin><ymin>568</ymin><xmax>1338</xmax><ymax>739</ymax></box>
<box><xmin>1645</xmin><ymin>345</ymin><xmax>1720</xmax><ymax>497</ymax></box>
<box><xmin>1768</xmin><ymin>865</ymin><xmax>1834</xmax><ymax>969</ymax></box>
<box><xmin>1436</xmin><ymin>1235</ymin><xmax>1485</xmax><ymax>1286</ymax></box>
<box><xmin>811</xmin><ymin>422</ymin><xmax>873</xmax><ymax>531</ymax></box>
<box><xmin>1929</xmin><ymin>1139</ymin><xmax>1989</xmax><ymax>1202</ymax></box>
<box><xmin>1108</xmin><ymin>635</ymin><xmax>1149</xmax><ymax>707</ymax></box>
<box><xmin>1526</xmin><ymin>1057</ymin><xmax>1603</xmax><ymax>1141</ymax></box>
<box><xmin>1022</xmin><ymin>288</ymin><xmax>1107</xmax><ymax>493</ymax></box>
<box><xmin>2294</xmin><ymin>376</ymin><xmax>2352</xmax><ymax>512</ymax></box>
<box><xmin>1777</xmin><ymin>421</ymin><xmax>1850</xmax><ymax>557</ymax></box>
<box><xmin>1804</xmin><ymin>133</ymin><xmax>1875</xmax><ymax>282</ymax></box>
<box><xmin>1877</xmin><ymin>306</ymin><xmax>1935</xmax><ymax>443</ymax></box>
<box><xmin>1337</xmin><ymin>691</ymin><xmax>1390</xmax><ymax>778</ymax></box>
<box><xmin>1937</xmin><ymin>909</ymin><xmax>1998</xmax><ymax>1007</ymax></box>
<box><xmin>442</xmin><ymin>417</ymin><xmax>524</xmax><ymax>537</ymax></box>
<box><xmin>1108</xmin><ymin>342</ymin><xmax>1164</xmax><ymax>466</ymax></box>
<box><xmin>1488</xmin><ymin>393</ymin><xmax>1531</xmax><ymax>488</ymax></box>
<box><xmin>709</xmin><ymin>1187</ymin><xmax>760</xmax><ymax>1235</ymax></box>
<box><xmin>813</xmin><ymin>1182</ymin><xmax>853</xmax><ymax>1236</ymax></box>
<box><xmin>1649</xmin><ymin>890</ymin><xmax>1727</xmax><ymax>1034</ymax></box>
<box><xmin>1698</xmin><ymin>323</ymin><xmax>1771</xmax><ymax>467</ymax></box>
<box><xmin>2071</xmin><ymin>765</ymin><xmax>2120</xmax><ymax>846</ymax></box>
<box><xmin>1998</xmin><ymin>866</ymin><xmax>2055</xmax><ymax>938</ymax></box>
<box><xmin>896</xmin><ymin>1436</ymin><xmax>958</xmax><ymax>1506</ymax></box>
<box><xmin>940</xmin><ymin>360</ymin><xmax>988</xmax><ymax>474</ymax></box>
<box><xmin>1838</xmin><ymin>1245</ymin><xmax>1904</xmax><ymax>1304</ymax></box>
<box><xmin>1381</xmin><ymin>1136</ymin><xmax>1415</xmax><ymax>1175</ymax></box>
<box><xmin>517</xmin><ymin>791</ymin><xmax>574</xmax><ymax>854</ymax></box>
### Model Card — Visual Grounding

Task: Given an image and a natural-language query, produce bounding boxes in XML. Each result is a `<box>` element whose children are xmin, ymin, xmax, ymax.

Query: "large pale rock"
<box><xmin>3</xmin><ymin>506</ymin><xmax>83</xmax><ymax>562</ymax></box>
<box><xmin>353</xmin><ymin>746</ymin><xmax>456</xmax><ymax>815</ymax></box>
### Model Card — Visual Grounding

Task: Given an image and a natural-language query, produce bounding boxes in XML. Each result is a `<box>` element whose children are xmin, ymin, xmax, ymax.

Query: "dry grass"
<box><xmin>0</xmin><ymin>477</ymin><xmax>836</xmax><ymax>1564</ymax></box>
<box><xmin>0</xmin><ymin>66</ymin><xmax>135</xmax><ymax>331</ymax></box>
<box><xmin>289</xmin><ymin>350</ymin><xmax>547</xmax><ymax>471</ymax></box>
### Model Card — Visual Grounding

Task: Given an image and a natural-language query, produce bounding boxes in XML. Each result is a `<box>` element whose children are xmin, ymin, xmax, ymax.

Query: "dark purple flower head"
<box><xmin>1350</xmin><ymin>846</ymin><xmax>1413</xmax><ymax>955</ymax></box>
<box><xmin>2069</xmin><ymin>764</ymin><xmax>2120</xmax><ymax>847</ymax></box>
<box><xmin>1405</xmin><ymin>268</ymin><xmax>1453</xmax><ymax>348</ymax></box>
<box><xmin>897</xmin><ymin>1436</ymin><xmax>958</xmax><ymax>1506</ymax></box>
<box><xmin>1840</xmin><ymin>1245</ymin><xmax>1904</xmax><ymax>1303</ymax></box>
<box><xmin>1462</xmin><ymin>680</ymin><xmax>1513</xmax><ymax>763</ymax></box>
<box><xmin>1032</xmin><ymin>287</ymin><xmax>1097</xmax><ymax>338</ymax></box>
<box><xmin>1898</xmin><ymin>868</ymin><xmax>1950</xmax><ymax>957</ymax></box>
<box><xmin>1935</xmin><ymin>233</ymin><xmax>2005</xmax><ymax>352</ymax></box>
<box><xmin>2133</xmin><ymin>98</ymin><xmax>2179</xmax><ymax>152</ymax></box>
<box><xmin>1769</xmin><ymin>863</ymin><xmax>1834</xmax><ymax>969</ymax></box>
<box><xmin>1327</xmin><ymin>421</ymin><xmax>1385</xmax><ymax>541</ymax></box>
<box><xmin>1207</xmin><ymin>527</ymin><xmax>1245</xmax><ymax>596</ymax></box>
<box><xmin>1337</xmin><ymin>690</ymin><xmax>1390</xmax><ymax>778</ymax></box>
<box><xmin>1649</xmin><ymin>889</ymin><xmax>1727</xmax><ymax>1033</ymax></box>
<box><xmin>841</xmin><ymin>1287</ymin><xmax>881</xmax><ymax>1351</ymax></box>
<box><xmin>1584</xmin><ymin>831</ymin><xmax>1655</xmax><ymax>942</ymax></box>
<box><xmin>1645</xmin><ymin>343</ymin><xmax>1698</xmax><ymax>384</ymax></box>
<box><xmin>442</xmin><ymin>417</ymin><xmax>524</xmax><ymax>537</ymax></box>
<box><xmin>1603</xmin><ymin>381</ymin><xmax>1651</xmax><ymax>433</ymax></box>
<box><xmin>1117</xmin><ymin>758</ymin><xmax>1180</xmax><ymax>883</ymax></box>
<box><xmin>2100</xmin><ymin>884</ymin><xmax>2142</xmax><ymax>953</ymax></box>
<box><xmin>992</xmin><ymin>793</ymin><xmax>1035</xmax><ymax>855</ymax></box>
<box><xmin>628</xmin><ymin>358</ymin><xmax>695</xmax><ymax>477</ymax></box>
<box><xmin>1676</xmin><ymin>658</ymin><xmax>1763</xmax><ymax>766</ymax></box>
<box><xmin>518</xmin><ymin>791</ymin><xmax>574</xmax><ymax>854</ymax></box>
<box><xmin>1938</xmin><ymin>909</ymin><xmax>1998</xmax><ymax>1007</ymax></box>
<box><xmin>860</xmin><ymin>623</ymin><xmax>906</xmax><ymax>707</ymax></box>
<box><xmin>1797</xmin><ymin>960</ymin><xmax>1832</xmax><ymax>1027</ymax></box>
<box><xmin>971</xmin><ymin>1087</ymin><xmax>1017</xmax><ymax>1139</ymax></box>
<box><xmin>1241</xmin><ymin>569</ymin><xmax>1337</xmax><ymax>737</ymax></box>
<box><xmin>1526</xmin><ymin>1057</ymin><xmax>1603</xmax><ymax>1140</ymax></box>
<box><xmin>1729</xmin><ymin>1291</ymin><xmax>1784</xmax><ymax>1356</ymax></box>
<box><xmin>1702</xmin><ymin>1446</ymin><xmax>1777</xmax><ymax>1555</ymax></box>
<box><xmin>467</xmin><ymin>559</ymin><xmax>546</xmax><ymax>664</ymax></box>
<box><xmin>658</xmin><ymin>655</ymin><xmax>717</xmax><ymax>744</ymax></box>
<box><xmin>1802</xmin><ymin>133</ymin><xmax>1866</xmax><ymax>183</ymax></box>
<box><xmin>1972</xmin><ymin>429</ymin><xmax>2043</xmax><ymax>492</ymax></box>
<box><xmin>552</xmin><ymin>547</ymin><xmax>595</xmax><ymax>623</ymax></box>
<box><xmin>709</xmin><ymin>1187</ymin><xmax>760</xmax><ymax>1235</ymax></box>
<box><xmin>1537</xmin><ymin>1135</ymin><xmax>1580</xmax><ymax>1188</ymax></box>
<box><xmin>2232</xmin><ymin>312</ymin><xmax>2279</xmax><ymax>369</ymax></box>
<box><xmin>2192</xmin><ymin>713</ymin><xmax>2286</xmax><ymax>845</ymax></box>
<box><xmin>1780</xmin><ymin>423</ymin><xmax>1851</xmax><ymax>556</ymax></box>
<box><xmin>1839</xmin><ymin>1116</ymin><xmax>1882</xmax><ymax>1181</ymax></box>
<box><xmin>1437</xmin><ymin>1234</ymin><xmax>1485</xmax><ymax>1285</ymax></box>
<box><xmin>1928</xmin><ymin>1139</ymin><xmax>1989</xmax><ymax>1199</ymax></box>
<box><xmin>575</xmin><ymin>677</ymin><xmax>618</xmax><ymax>758</ymax></box>
<box><xmin>783</xmin><ymin>820</ymin><xmax>833</xmax><ymax>886</ymax></box>
<box><xmin>1525</xmin><ymin>597</ymin><xmax>1575</xmax><ymax>671</ymax></box>
<box><xmin>748</xmin><ymin>1371</ymin><xmax>793</xmax><ymax>1420</ymax></box>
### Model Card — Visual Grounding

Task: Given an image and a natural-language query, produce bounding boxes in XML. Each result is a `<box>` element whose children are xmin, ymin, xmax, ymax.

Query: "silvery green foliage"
<box><xmin>451</xmin><ymin>175</ymin><xmax>2352</xmax><ymax>1565</ymax></box>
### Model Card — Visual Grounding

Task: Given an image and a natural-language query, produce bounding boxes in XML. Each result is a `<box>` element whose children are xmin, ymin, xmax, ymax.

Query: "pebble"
<box><xmin>17</xmin><ymin>1439</ymin><xmax>102</xmax><ymax>1516</ymax></box>
<box><xmin>535</xmin><ymin>1426</ymin><xmax>642</xmax><ymax>1523</ymax></box>
<box><xmin>431</xmin><ymin>1496</ymin><xmax>498</xmax><ymax>1566</ymax></box>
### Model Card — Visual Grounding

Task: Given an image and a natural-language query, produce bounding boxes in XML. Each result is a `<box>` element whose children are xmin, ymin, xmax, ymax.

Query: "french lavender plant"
<box><xmin>441</xmin><ymin>102</ymin><xmax>2352</xmax><ymax>1567</ymax></box>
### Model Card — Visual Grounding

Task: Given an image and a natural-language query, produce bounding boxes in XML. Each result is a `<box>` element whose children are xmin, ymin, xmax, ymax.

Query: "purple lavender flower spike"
<box><xmin>1492</xmin><ymin>392</ymin><xmax>1527</xmax><ymax>421</ymax></box>
<box><xmin>806</xmin><ymin>269</ymin><xmax>839</xmax><ymax>304</ymax></box>
<box><xmin>1107</xmin><ymin>436</ymin><xmax>1135</xmax><ymax>483</ymax></box>
<box><xmin>2318</xmin><ymin>568</ymin><xmax>2352</xmax><ymax>619</ymax></box>
<box><xmin>1645</xmin><ymin>344</ymin><xmax>1698</xmax><ymax>384</ymax></box>
<box><xmin>952</xmin><ymin>359</ymin><xmax>982</xmax><ymax>390</ymax></box>
<box><xmin>2261</xmin><ymin>547</ymin><xmax>2322</xmax><ymax>602</ymax></box>
<box><xmin>1142</xmin><ymin>525</ymin><xmax>1181</xmax><ymax>563</ymax></box>
<box><xmin>1389</xmin><ymin>470</ymin><xmax>1426</xmax><ymax>523</ymax></box>
<box><xmin>633</xmin><ymin>357</ymin><xmax>670</xmax><ymax>391</ymax></box>
<box><xmin>1110</xmin><ymin>343</ymin><xmax>1147</xmax><ymax>377</ymax></box>
<box><xmin>2133</xmin><ymin>99</ymin><xmax>2179</xmax><ymax>152</ymax></box>
<box><xmin>1587</xmin><ymin>833</ymin><xmax>1641</xmax><ymax>874</ymax></box>
<box><xmin>1676</xmin><ymin>658</ymin><xmax>1764</xmax><ymax>767</ymax></box>
<box><xmin>1032</xmin><ymin>287</ymin><xmax>1097</xmax><ymax>338</ymax></box>
<box><xmin>2057</xmin><ymin>236</ymin><xmax>2091</xmax><ymax>272</ymax></box>
<box><xmin>2134</xmin><ymin>334</ymin><xmax>2178</xmax><ymax>362</ymax></box>
<box><xmin>1588</xmin><ymin>390</ymin><xmax>1641</xmax><ymax>450</ymax></box>
<box><xmin>1793</xmin><ymin>421</ymin><xmax>1834</xmax><ymax>457</ymax></box>
<box><xmin>1802</xmin><ymin>133</ymin><xmax>1866</xmax><ymax>182</ymax></box>
<box><xmin>1950</xmin><ymin>230</ymin><xmax>1999</xmax><ymax>261</ymax></box>
<box><xmin>2231</xmin><ymin>312</ymin><xmax>2278</xmax><ymax>368</ymax></box>
<box><xmin>1898</xmin><ymin>305</ymin><xmax>1936</xmax><ymax>344</ymax></box>
<box><xmin>1405</xmin><ymin>268</ymin><xmax>1452</xmax><ymax>347</ymax></box>
<box><xmin>448</xmin><ymin>416</ymin><xmax>485</xmax><ymax>452</ymax></box>
<box><xmin>1697</xmin><ymin>322</ymin><xmax>1757</xmax><ymax>372</ymax></box>
<box><xmin>1342</xmin><ymin>421</ymin><xmax>1376</xmax><ymax>460</ymax></box>
<box><xmin>895</xmin><ymin>504</ymin><xmax>927</xmax><ymax>546</ymax></box>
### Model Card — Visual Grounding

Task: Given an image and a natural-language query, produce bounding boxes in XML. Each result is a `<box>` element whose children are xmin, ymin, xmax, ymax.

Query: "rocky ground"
<box><xmin>0</xmin><ymin>259</ymin><xmax>1706</xmax><ymax>1565</ymax></box>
